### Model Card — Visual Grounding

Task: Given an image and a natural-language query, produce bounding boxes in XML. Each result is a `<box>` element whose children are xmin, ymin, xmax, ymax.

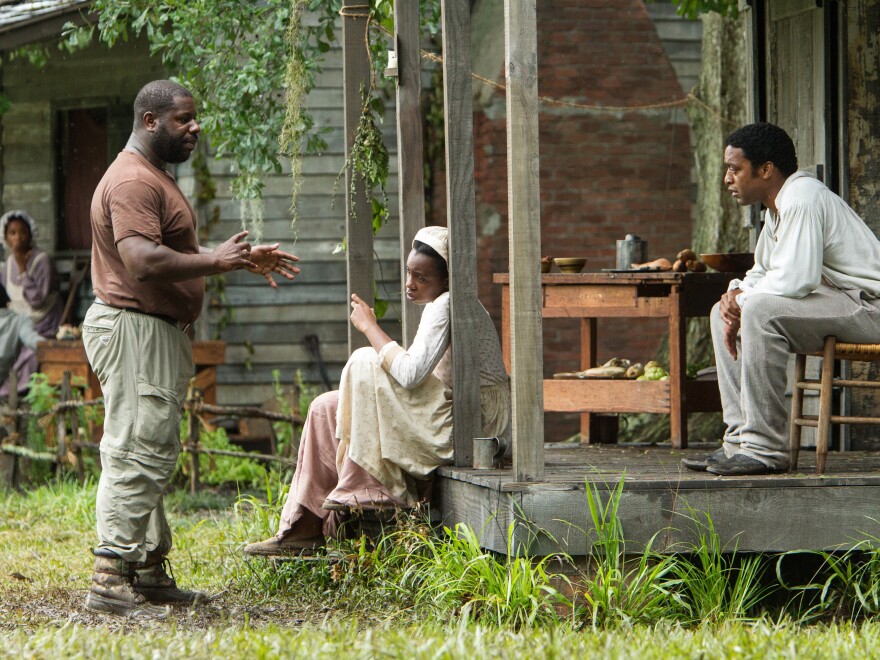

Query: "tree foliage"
<box><xmin>667</xmin><ymin>0</ymin><xmax>739</xmax><ymax>20</ymax></box>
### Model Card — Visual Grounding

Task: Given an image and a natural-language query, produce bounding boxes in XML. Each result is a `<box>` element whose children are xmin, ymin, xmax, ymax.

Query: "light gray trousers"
<box><xmin>82</xmin><ymin>303</ymin><xmax>193</xmax><ymax>563</ymax></box>
<box><xmin>711</xmin><ymin>284</ymin><xmax>880</xmax><ymax>469</ymax></box>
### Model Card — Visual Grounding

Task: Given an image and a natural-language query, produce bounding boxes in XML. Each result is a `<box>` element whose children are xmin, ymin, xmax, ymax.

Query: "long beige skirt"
<box><xmin>337</xmin><ymin>347</ymin><xmax>454</xmax><ymax>504</ymax></box>
<box><xmin>277</xmin><ymin>347</ymin><xmax>511</xmax><ymax>538</ymax></box>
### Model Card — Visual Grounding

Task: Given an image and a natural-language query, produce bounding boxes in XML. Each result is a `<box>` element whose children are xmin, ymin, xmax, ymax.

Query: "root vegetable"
<box><xmin>672</xmin><ymin>259</ymin><xmax>687</xmax><ymax>272</ymax></box>
<box><xmin>579</xmin><ymin>366</ymin><xmax>627</xmax><ymax>379</ymax></box>
<box><xmin>631</xmin><ymin>257</ymin><xmax>673</xmax><ymax>271</ymax></box>
<box><xmin>676</xmin><ymin>248</ymin><xmax>697</xmax><ymax>262</ymax></box>
<box><xmin>625</xmin><ymin>363</ymin><xmax>644</xmax><ymax>379</ymax></box>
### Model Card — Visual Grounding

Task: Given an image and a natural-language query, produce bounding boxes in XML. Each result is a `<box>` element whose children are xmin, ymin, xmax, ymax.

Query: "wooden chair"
<box><xmin>790</xmin><ymin>336</ymin><xmax>880</xmax><ymax>475</ymax></box>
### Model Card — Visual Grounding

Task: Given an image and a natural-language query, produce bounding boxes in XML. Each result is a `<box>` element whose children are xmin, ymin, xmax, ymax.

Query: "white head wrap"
<box><xmin>0</xmin><ymin>209</ymin><xmax>37</xmax><ymax>240</ymax></box>
<box><xmin>412</xmin><ymin>226</ymin><xmax>448</xmax><ymax>264</ymax></box>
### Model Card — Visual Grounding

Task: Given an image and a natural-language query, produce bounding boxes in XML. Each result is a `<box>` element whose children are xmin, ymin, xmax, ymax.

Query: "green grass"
<box><xmin>5</xmin><ymin>481</ymin><xmax>880</xmax><ymax>658</ymax></box>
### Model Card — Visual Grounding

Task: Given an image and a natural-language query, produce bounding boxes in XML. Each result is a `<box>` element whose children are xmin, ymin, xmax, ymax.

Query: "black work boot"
<box><xmin>134</xmin><ymin>554</ymin><xmax>206</xmax><ymax>605</ymax></box>
<box><xmin>85</xmin><ymin>555</ymin><xmax>169</xmax><ymax>619</ymax></box>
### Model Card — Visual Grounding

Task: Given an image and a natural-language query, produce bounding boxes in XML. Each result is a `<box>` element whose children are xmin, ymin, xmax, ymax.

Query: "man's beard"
<box><xmin>153</xmin><ymin>124</ymin><xmax>194</xmax><ymax>164</ymax></box>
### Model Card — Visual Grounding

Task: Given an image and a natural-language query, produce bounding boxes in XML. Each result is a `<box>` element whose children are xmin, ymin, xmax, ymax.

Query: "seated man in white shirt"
<box><xmin>682</xmin><ymin>122</ymin><xmax>880</xmax><ymax>476</ymax></box>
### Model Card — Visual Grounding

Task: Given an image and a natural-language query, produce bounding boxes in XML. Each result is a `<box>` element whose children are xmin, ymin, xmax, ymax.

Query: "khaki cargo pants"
<box><xmin>82</xmin><ymin>303</ymin><xmax>193</xmax><ymax>563</ymax></box>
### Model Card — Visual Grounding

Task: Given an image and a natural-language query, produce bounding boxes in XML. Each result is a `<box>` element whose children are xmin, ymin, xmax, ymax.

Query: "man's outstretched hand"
<box><xmin>245</xmin><ymin>243</ymin><xmax>301</xmax><ymax>288</ymax></box>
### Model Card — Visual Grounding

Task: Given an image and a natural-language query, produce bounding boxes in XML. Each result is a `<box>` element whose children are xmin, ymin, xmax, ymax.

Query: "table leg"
<box><xmin>668</xmin><ymin>285</ymin><xmax>687</xmax><ymax>448</ymax></box>
<box><xmin>501</xmin><ymin>286</ymin><xmax>511</xmax><ymax>372</ymax></box>
<box><xmin>580</xmin><ymin>317</ymin><xmax>599</xmax><ymax>444</ymax></box>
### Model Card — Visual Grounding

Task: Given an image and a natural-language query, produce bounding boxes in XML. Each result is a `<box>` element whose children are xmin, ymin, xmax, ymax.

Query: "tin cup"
<box><xmin>473</xmin><ymin>437</ymin><xmax>502</xmax><ymax>469</ymax></box>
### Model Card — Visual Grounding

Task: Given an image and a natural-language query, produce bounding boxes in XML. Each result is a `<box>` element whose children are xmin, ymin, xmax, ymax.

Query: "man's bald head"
<box><xmin>133</xmin><ymin>80</ymin><xmax>193</xmax><ymax>129</ymax></box>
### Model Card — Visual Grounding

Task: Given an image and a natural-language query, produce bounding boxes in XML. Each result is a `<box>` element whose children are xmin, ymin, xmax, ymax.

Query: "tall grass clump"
<box><xmin>782</xmin><ymin>534</ymin><xmax>880</xmax><ymax>622</ymax></box>
<box><xmin>672</xmin><ymin>508</ymin><xmax>775</xmax><ymax>624</ymax></box>
<box><xmin>393</xmin><ymin>519</ymin><xmax>574</xmax><ymax>628</ymax></box>
<box><xmin>574</xmin><ymin>476</ymin><xmax>685</xmax><ymax>627</ymax></box>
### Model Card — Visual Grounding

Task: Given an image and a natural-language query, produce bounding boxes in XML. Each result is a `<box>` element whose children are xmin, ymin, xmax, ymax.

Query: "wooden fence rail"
<box><xmin>0</xmin><ymin>373</ymin><xmax>304</xmax><ymax>492</ymax></box>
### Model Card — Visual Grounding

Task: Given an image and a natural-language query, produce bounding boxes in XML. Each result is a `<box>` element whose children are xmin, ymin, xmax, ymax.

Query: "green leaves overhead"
<box><xmin>61</xmin><ymin>0</ymin><xmax>327</xmax><ymax>203</ymax></box>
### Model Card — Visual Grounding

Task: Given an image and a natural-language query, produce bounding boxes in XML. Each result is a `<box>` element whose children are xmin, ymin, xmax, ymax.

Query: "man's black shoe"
<box><xmin>705</xmin><ymin>454</ymin><xmax>787</xmax><ymax>476</ymax></box>
<box><xmin>680</xmin><ymin>447</ymin><xmax>726</xmax><ymax>472</ymax></box>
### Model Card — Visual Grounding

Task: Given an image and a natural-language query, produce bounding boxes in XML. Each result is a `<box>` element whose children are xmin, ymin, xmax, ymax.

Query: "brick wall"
<box><xmin>433</xmin><ymin>0</ymin><xmax>694</xmax><ymax>441</ymax></box>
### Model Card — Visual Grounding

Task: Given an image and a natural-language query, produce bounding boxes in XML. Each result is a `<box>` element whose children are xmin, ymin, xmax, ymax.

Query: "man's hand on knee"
<box><xmin>719</xmin><ymin>289</ymin><xmax>742</xmax><ymax>326</ymax></box>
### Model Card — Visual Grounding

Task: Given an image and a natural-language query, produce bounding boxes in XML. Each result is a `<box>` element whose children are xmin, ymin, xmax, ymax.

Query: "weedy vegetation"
<box><xmin>5</xmin><ymin>472</ymin><xmax>880</xmax><ymax>656</ymax></box>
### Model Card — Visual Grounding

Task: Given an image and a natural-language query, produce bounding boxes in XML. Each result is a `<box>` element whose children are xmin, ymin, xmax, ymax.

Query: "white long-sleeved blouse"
<box><xmin>374</xmin><ymin>291</ymin><xmax>508</xmax><ymax>390</ymax></box>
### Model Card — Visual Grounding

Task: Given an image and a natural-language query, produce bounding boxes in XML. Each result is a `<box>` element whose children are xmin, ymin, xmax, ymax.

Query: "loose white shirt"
<box><xmin>731</xmin><ymin>171</ymin><xmax>880</xmax><ymax>306</ymax></box>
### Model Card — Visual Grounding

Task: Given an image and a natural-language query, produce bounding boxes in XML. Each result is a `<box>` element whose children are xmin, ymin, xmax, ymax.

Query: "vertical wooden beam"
<box><xmin>441</xmin><ymin>0</ymin><xmax>481</xmax><ymax>467</ymax></box>
<box><xmin>395</xmin><ymin>0</ymin><xmax>425</xmax><ymax>346</ymax></box>
<box><xmin>505</xmin><ymin>0</ymin><xmax>544</xmax><ymax>480</ymax></box>
<box><xmin>343</xmin><ymin>0</ymin><xmax>374</xmax><ymax>352</ymax></box>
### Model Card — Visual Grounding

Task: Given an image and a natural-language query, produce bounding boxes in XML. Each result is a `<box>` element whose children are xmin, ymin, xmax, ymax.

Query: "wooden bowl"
<box><xmin>553</xmin><ymin>257</ymin><xmax>587</xmax><ymax>274</ymax></box>
<box><xmin>699</xmin><ymin>252</ymin><xmax>754</xmax><ymax>272</ymax></box>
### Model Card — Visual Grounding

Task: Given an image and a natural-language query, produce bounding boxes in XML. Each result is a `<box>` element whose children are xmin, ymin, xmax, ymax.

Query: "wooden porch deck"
<box><xmin>436</xmin><ymin>444</ymin><xmax>880</xmax><ymax>556</ymax></box>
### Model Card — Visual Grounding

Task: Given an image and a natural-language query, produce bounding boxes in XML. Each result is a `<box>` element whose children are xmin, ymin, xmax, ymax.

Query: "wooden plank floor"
<box><xmin>436</xmin><ymin>444</ymin><xmax>880</xmax><ymax>556</ymax></box>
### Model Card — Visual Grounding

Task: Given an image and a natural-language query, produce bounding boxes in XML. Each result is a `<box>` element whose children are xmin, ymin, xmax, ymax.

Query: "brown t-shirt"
<box><xmin>90</xmin><ymin>150</ymin><xmax>204</xmax><ymax>323</ymax></box>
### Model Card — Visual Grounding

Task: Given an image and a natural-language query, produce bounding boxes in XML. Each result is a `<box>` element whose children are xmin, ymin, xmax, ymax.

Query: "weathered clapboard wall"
<box><xmin>0</xmin><ymin>37</ymin><xmax>164</xmax><ymax>255</ymax></box>
<box><xmin>175</xmin><ymin>24</ymin><xmax>403</xmax><ymax>407</ymax></box>
<box><xmin>645</xmin><ymin>1</ymin><xmax>703</xmax><ymax>99</ymax></box>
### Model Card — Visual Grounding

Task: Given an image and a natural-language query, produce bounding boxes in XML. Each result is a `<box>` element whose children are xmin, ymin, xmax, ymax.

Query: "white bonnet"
<box><xmin>412</xmin><ymin>225</ymin><xmax>448</xmax><ymax>264</ymax></box>
<box><xmin>0</xmin><ymin>209</ymin><xmax>37</xmax><ymax>240</ymax></box>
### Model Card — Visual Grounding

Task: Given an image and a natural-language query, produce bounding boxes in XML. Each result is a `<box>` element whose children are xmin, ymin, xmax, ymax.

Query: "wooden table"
<box><xmin>36</xmin><ymin>339</ymin><xmax>226</xmax><ymax>404</ymax></box>
<box><xmin>494</xmin><ymin>271</ymin><xmax>736</xmax><ymax>448</ymax></box>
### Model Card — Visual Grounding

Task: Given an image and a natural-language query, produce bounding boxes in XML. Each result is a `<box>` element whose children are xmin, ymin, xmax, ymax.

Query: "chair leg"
<box><xmin>789</xmin><ymin>353</ymin><xmax>806</xmax><ymax>473</ymax></box>
<box><xmin>816</xmin><ymin>336</ymin><xmax>836</xmax><ymax>475</ymax></box>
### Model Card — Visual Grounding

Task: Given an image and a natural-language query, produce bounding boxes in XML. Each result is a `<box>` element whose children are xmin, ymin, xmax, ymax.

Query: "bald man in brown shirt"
<box><xmin>83</xmin><ymin>80</ymin><xmax>300</xmax><ymax>619</ymax></box>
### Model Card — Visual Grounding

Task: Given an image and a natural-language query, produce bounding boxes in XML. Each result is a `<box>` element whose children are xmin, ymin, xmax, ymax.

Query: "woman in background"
<box><xmin>0</xmin><ymin>210</ymin><xmax>63</xmax><ymax>393</ymax></box>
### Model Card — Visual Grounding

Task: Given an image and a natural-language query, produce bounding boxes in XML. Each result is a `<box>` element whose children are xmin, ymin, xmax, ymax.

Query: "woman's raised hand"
<box><xmin>349</xmin><ymin>293</ymin><xmax>377</xmax><ymax>334</ymax></box>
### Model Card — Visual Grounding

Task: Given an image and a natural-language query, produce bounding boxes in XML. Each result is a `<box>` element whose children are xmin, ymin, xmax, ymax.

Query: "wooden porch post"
<box><xmin>441</xmin><ymin>0</ymin><xmax>481</xmax><ymax>467</ymax></box>
<box><xmin>394</xmin><ymin>0</ymin><xmax>425</xmax><ymax>346</ymax></box>
<box><xmin>505</xmin><ymin>0</ymin><xmax>544</xmax><ymax>480</ymax></box>
<box><xmin>342</xmin><ymin>0</ymin><xmax>374</xmax><ymax>352</ymax></box>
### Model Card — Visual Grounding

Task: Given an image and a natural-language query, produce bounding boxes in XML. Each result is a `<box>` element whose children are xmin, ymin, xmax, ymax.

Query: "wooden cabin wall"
<box><xmin>176</xmin><ymin>37</ymin><xmax>403</xmax><ymax>407</ymax></box>
<box><xmin>0</xmin><ymin>37</ymin><xmax>163</xmax><ymax>253</ymax></box>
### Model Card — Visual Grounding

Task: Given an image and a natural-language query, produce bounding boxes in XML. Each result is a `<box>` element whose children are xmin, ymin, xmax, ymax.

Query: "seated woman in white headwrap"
<box><xmin>0</xmin><ymin>210</ymin><xmax>63</xmax><ymax>393</ymax></box>
<box><xmin>245</xmin><ymin>226</ymin><xmax>510</xmax><ymax>556</ymax></box>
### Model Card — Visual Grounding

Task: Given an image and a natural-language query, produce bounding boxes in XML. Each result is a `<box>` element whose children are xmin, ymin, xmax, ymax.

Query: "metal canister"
<box><xmin>616</xmin><ymin>234</ymin><xmax>648</xmax><ymax>270</ymax></box>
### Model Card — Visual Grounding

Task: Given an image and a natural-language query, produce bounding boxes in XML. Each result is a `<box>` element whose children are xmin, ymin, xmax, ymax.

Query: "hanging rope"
<box><xmin>367</xmin><ymin>21</ymin><xmax>737</xmax><ymax>126</ymax></box>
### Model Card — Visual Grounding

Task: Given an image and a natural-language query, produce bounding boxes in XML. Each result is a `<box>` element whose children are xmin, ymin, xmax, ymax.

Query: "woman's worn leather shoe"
<box><xmin>243</xmin><ymin>535</ymin><xmax>324</xmax><ymax>557</ymax></box>
<box><xmin>705</xmin><ymin>454</ymin><xmax>787</xmax><ymax>476</ymax></box>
